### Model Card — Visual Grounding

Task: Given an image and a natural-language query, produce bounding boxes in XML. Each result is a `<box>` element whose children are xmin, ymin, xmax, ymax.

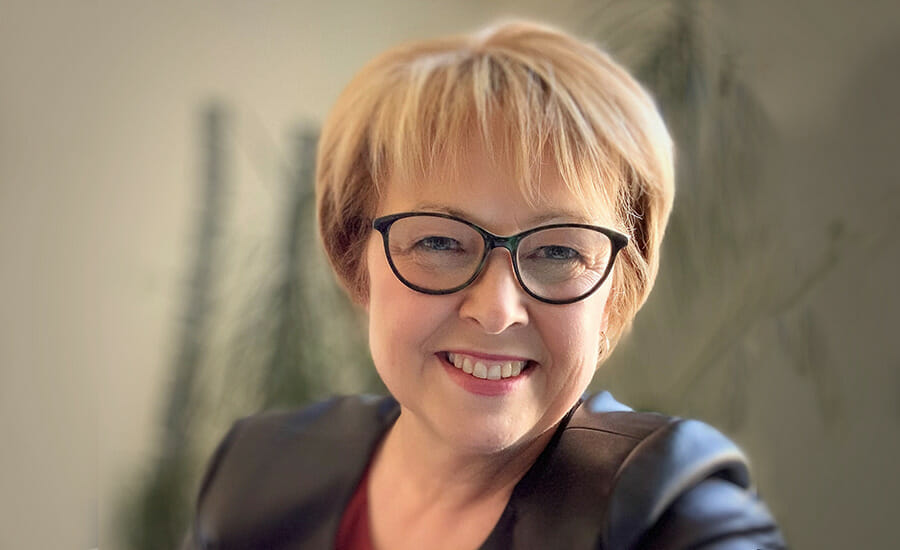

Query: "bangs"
<box><xmin>366</xmin><ymin>44</ymin><xmax>624</xmax><ymax>218</ymax></box>
<box><xmin>317</xmin><ymin>20</ymin><xmax>674</xmax><ymax>338</ymax></box>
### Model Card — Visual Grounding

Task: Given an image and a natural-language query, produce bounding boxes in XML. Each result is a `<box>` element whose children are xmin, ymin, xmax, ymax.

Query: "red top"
<box><xmin>335</xmin><ymin>468</ymin><xmax>374</xmax><ymax>550</ymax></box>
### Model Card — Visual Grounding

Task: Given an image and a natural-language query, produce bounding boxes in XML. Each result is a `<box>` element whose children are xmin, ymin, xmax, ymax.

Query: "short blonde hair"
<box><xmin>316</xmin><ymin>20</ymin><xmax>674</xmax><ymax>346</ymax></box>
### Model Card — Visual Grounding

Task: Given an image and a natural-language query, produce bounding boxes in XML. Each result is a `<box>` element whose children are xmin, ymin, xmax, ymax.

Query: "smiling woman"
<box><xmin>182</xmin><ymin>20</ymin><xmax>785</xmax><ymax>550</ymax></box>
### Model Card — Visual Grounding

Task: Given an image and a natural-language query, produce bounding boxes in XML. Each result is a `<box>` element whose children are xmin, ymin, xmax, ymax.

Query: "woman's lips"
<box><xmin>438</xmin><ymin>352</ymin><xmax>533</xmax><ymax>396</ymax></box>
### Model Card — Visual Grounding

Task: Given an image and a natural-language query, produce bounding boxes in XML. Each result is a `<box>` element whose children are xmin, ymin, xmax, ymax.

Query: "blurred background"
<box><xmin>2</xmin><ymin>0</ymin><xmax>899</xmax><ymax>548</ymax></box>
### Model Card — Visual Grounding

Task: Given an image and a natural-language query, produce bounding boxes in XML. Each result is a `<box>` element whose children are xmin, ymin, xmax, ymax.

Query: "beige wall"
<box><xmin>2</xmin><ymin>1</ymin><xmax>898</xmax><ymax>548</ymax></box>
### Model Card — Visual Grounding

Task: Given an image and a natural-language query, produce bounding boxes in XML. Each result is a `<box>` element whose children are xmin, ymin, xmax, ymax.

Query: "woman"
<box><xmin>184</xmin><ymin>21</ymin><xmax>784</xmax><ymax>549</ymax></box>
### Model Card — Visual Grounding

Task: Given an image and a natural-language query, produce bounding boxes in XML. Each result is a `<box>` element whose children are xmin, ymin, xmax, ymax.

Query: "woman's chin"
<box><xmin>427</xmin><ymin>417</ymin><xmax>540</xmax><ymax>457</ymax></box>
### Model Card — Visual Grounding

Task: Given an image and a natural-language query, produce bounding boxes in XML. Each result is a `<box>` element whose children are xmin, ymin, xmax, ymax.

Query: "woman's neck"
<box><xmin>384</xmin><ymin>411</ymin><xmax>551</xmax><ymax>501</ymax></box>
<box><xmin>366</xmin><ymin>410</ymin><xmax>556</xmax><ymax>550</ymax></box>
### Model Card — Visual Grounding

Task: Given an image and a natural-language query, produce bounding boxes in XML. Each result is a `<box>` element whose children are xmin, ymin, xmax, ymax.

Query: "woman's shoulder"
<box><xmin>231</xmin><ymin>393</ymin><xmax>400</xmax><ymax>435</ymax></box>
<box><xmin>198</xmin><ymin>393</ymin><xmax>398</xmax><ymax>488</ymax></box>
<box><xmin>520</xmin><ymin>391</ymin><xmax>786</xmax><ymax>549</ymax></box>
<box><xmin>566</xmin><ymin>391</ymin><xmax>754</xmax><ymax>500</ymax></box>
<box><xmin>199</xmin><ymin>394</ymin><xmax>398</xmax><ymax>476</ymax></box>
<box><xmin>184</xmin><ymin>395</ymin><xmax>398</xmax><ymax>549</ymax></box>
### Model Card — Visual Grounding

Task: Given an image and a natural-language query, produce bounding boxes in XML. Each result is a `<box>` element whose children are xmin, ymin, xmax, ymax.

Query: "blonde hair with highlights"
<box><xmin>316</xmin><ymin>20</ymin><xmax>674</xmax><ymax>347</ymax></box>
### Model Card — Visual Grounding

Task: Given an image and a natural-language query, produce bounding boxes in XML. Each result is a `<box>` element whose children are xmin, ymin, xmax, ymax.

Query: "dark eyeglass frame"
<box><xmin>372</xmin><ymin>211</ymin><xmax>629</xmax><ymax>305</ymax></box>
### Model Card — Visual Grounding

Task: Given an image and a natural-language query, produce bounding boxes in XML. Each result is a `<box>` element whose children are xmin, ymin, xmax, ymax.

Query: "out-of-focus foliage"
<box><xmin>121</xmin><ymin>106</ymin><xmax>231</xmax><ymax>550</ymax></box>
<box><xmin>588</xmin><ymin>0</ymin><xmax>842</xmax><ymax>428</ymax></box>
<box><xmin>120</xmin><ymin>107</ymin><xmax>379</xmax><ymax>549</ymax></box>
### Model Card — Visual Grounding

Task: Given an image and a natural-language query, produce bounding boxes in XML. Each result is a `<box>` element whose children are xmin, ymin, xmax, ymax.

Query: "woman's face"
<box><xmin>365</xmin><ymin>147</ymin><xmax>615</xmax><ymax>455</ymax></box>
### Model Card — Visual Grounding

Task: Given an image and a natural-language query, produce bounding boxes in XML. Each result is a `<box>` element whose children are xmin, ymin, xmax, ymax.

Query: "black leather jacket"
<box><xmin>183</xmin><ymin>393</ymin><xmax>785</xmax><ymax>549</ymax></box>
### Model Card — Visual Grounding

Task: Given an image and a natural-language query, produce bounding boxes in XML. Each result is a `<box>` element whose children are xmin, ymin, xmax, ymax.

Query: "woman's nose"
<box><xmin>458</xmin><ymin>249</ymin><xmax>529</xmax><ymax>334</ymax></box>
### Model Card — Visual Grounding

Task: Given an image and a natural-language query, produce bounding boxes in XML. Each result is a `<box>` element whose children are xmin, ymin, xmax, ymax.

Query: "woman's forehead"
<box><xmin>381</xmin><ymin>166</ymin><xmax>615</xmax><ymax>230</ymax></box>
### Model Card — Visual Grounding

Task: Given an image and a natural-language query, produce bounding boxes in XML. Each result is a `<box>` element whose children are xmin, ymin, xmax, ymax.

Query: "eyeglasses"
<box><xmin>372</xmin><ymin>212</ymin><xmax>629</xmax><ymax>305</ymax></box>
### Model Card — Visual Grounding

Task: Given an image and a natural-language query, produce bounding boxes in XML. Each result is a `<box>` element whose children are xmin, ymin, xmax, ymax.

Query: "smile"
<box><xmin>445</xmin><ymin>352</ymin><xmax>528</xmax><ymax>380</ymax></box>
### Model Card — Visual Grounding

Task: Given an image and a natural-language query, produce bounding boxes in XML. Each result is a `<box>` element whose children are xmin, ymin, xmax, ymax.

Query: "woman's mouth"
<box><xmin>444</xmin><ymin>352</ymin><xmax>530</xmax><ymax>380</ymax></box>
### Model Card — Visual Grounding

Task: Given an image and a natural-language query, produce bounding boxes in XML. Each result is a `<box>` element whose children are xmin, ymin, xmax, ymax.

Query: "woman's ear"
<box><xmin>600</xmin><ymin>278</ymin><xmax>618</xmax><ymax>333</ymax></box>
<box><xmin>595</xmin><ymin>283</ymin><xmax>617</xmax><ymax>369</ymax></box>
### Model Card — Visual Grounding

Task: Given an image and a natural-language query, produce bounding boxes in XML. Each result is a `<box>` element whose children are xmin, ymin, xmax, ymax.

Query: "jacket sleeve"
<box><xmin>179</xmin><ymin>396</ymin><xmax>398</xmax><ymax>550</ymax></box>
<box><xmin>635</xmin><ymin>477</ymin><xmax>786</xmax><ymax>550</ymax></box>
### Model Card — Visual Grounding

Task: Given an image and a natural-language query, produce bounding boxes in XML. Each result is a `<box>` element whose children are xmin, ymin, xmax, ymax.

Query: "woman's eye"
<box><xmin>533</xmin><ymin>245</ymin><xmax>580</xmax><ymax>261</ymax></box>
<box><xmin>418</xmin><ymin>236</ymin><xmax>462</xmax><ymax>251</ymax></box>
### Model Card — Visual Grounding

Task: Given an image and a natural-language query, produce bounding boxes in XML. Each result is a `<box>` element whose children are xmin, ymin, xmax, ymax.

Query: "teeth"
<box><xmin>446</xmin><ymin>353</ymin><xmax>527</xmax><ymax>380</ymax></box>
<box><xmin>462</xmin><ymin>357</ymin><xmax>474</xmax><ymax>374</ymax></box>
<box><xmin>473</xmin><ymin>362</ymin><xmax>488</xmax><ymax>379</ymax></box>
<box><xmin>510</xmin><ymin>362</ymin><xmax>522</xmax><ymax>377</ymax></box>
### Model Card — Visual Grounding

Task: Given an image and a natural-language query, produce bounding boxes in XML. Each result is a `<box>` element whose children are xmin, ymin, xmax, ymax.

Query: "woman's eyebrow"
<box><xmin>526</xmin><ymin>211</ymin><xmax>596</xmax><ymax>225</ymax></box>
<box><xmin>412</xmin><ymin>203</ymin><xmax>596</xmax><ymax>226</ymax></box>
<box><xmin>412</xmin><ymin>203</ymin><xmax>466</xmax><ymax>217</ymax></box>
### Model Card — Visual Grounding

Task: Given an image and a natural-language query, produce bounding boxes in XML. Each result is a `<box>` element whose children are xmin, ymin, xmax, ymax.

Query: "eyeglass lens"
<box><xmin>385</xmin><ymin>216</ymin><xmax>614</xmax><ymax>301</ymax></box>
